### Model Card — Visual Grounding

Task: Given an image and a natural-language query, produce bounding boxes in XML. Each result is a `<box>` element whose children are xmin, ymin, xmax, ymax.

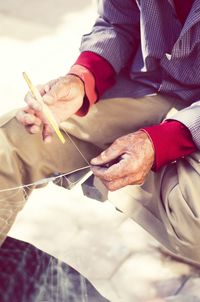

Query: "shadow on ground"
<box><xmin>0</xmin><ymin>0</ymin><xmax>94</xmax><ymax>40</ymax></box>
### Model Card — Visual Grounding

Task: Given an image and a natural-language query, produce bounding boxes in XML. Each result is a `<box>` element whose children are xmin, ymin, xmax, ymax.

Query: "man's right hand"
<box><xmin>16</xmin><ymin>74</ymin><xmax>85</xmax><ymax>142</ymax></box>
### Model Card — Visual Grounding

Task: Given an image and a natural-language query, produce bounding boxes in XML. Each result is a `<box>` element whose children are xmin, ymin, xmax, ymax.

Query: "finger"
<box><xmin>90</xmin><ymin>165</ymin><xmax>108</xmax><ymax>178</ymax></box>
<box><xmin>91</xmin><ymin>155</ymin><xmax>131</xmax><ymax>181</ymax></box>
<box><xmin>42</xmin><ymin>123</ymin><xmax>53</xmax><ymax>143</ymax></box>
<box><xmin>24</xmin><ymin>103</ymin><xmax>47</xmax><ymax>126</ymax></box>
<box><xmin>16</xmin><ymin>110</ymin><xmax>36</xmax><ymax>126</ymax></box>
<box><xmin>17</xmin><ymin>109</ymin><xmax>42</xmax><ymax>126</ymax></box>
<box><xmin>26</xmin><ymin>124</ymin><xmax>41</xmax><ymax>134</ymax></box>
<box><xmin>90</xmin><ymin>142</ymin><xmax>123</xmax><ymax>166</ymax></box>
<box><xmin>91</xmin><ymin>160</ymin><xmax>127</xmax><ymax>181</ymax></box>
<box><xmin>103</xmin><ymin>175</ymin><xmax>142</xmax><ymax>191</ymax></box>
<box><xmin>25</xmin><ymin>91</ymin><xmax>42</xmax><ymax>111</ymax></box>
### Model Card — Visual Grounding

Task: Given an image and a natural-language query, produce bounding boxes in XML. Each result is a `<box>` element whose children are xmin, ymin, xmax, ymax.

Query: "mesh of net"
<box><xmin>0</xmin><ymin>237</ymin><xmax>109</xmax><ymax>302</ymax></box>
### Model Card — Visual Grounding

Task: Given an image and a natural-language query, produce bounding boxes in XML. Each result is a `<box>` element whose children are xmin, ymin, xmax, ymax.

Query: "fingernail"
<box><xmin>90</xmin><ymin>158</ymin><xmax>98</xmax><ymax>165</ymax></box>
<box><xmin>44</xmin><ymin>136</ymin><xmax>52</xmax><ymax>143</ymax></box>
<box><xmin>31</xmin><ymin>125</ymin><xmax>40</xmax><ymax>133</ymax></box>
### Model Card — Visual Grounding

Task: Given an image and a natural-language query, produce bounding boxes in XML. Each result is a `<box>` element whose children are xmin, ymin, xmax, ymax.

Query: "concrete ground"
<box><xmin>0</xmin><ymin>1</ymin><xmax>200</xmax><ymax>301</ymax></box>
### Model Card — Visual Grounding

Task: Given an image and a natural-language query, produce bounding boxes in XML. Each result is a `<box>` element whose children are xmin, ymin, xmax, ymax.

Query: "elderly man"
<box><xmin>1</xmin><ymin>0</ymin><xmax>200</xmax><ymax>264</ymax></box>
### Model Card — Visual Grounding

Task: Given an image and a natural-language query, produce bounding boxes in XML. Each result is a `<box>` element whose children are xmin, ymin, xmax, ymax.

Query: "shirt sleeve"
<box><xmin>169</xmin><ymin>100</ymin><xmax>200</xmax><ymax>150</ymax></box>
<box><xmin>142</xmin><ymin>121</ymin><xmax>197</xmax><ymax>171</ymax></box>
<box><xmin>79</xmin><ymin>0</ymin><xmax>140</xmax><ymax>73</ymax></box>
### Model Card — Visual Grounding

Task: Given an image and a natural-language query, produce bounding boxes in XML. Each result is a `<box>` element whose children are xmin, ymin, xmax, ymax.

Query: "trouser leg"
<box><xmin>158</xmin><ymin>152</ymin><xmax>200</xmax><ymax>263</ymax></box>
<box><xmin>109</xmin><ymin>149</ymin><xmax>200</xmax><ymax>264</ymax></box>
<box><xmin>0</xmin><ymin>110</ymin><xmax>100</xmax><ymax>245</ymax></box>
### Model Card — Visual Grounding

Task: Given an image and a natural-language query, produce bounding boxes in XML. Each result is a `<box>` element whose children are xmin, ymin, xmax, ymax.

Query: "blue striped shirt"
<box><xmin>80</xmin><ymin>0</ymin><xmax>200</xmax><ymax>149</ymax></box>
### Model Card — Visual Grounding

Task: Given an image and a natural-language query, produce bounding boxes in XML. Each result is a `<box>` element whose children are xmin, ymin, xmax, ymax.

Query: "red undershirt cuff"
<box><xmin>142</xmin><ymin>121</ymin><xmax>197</xmax><ymax>171</ymax></box>
<box><xmin>68</xmin><ymin>51</ymin><xmax>116</xmax><ymax>116</ymax></box>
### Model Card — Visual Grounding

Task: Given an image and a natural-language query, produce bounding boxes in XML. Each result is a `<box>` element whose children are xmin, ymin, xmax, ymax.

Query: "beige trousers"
<box><xmin>1</xmin><ymin>93</ymin><xmax>200</xmax><ymax>264</ymax></box>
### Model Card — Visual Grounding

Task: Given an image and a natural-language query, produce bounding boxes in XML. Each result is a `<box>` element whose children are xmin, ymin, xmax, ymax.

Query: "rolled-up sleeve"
<box><xmin>80</xmin><ymin>0</ymin><xmax>140</xmax><ymax>73</ymax></box>
<box><xmin>170</xmin><ymin>101</ymin><xmax>200</xmax><ymax>149</ymax></box>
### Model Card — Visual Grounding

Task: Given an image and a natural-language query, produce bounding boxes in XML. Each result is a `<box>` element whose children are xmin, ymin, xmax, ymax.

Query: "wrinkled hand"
<box><xmin>16</xmin><ymin>75</ymin><xmax>84</xmax><ymax>142</ymax></box>
<box><xmin>90</xmin><ymin>131</ymin><xmax>155</xmax><ymax>191</ymax></box>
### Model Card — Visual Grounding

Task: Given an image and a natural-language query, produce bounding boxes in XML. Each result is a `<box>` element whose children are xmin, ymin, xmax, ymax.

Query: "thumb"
<box><xmin>91</xmin><ymin>142</ymin><xmax>123</xmax><ymax>166</ymax></box>
<box><xmin>42</xmin><ymin>92</ymin><xmax>55</xmax><ymax>105</ymax></box>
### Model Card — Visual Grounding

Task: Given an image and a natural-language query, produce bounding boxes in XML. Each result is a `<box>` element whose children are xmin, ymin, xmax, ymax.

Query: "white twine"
<box><xmin>0</xmin><ymin>127</ymin><xmax>93</xmax><ymax>195</ymax></box>
<box><xmin>0</xmin><ymin>166</ymin><xmax>91</xmax><ymax>194</ymax></box>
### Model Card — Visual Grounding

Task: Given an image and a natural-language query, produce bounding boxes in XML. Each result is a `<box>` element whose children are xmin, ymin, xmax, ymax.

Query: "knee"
<box><xmin>163</xmin><ymin>181</ymin><xmax>200</xmax><ymax>263</ymax></box>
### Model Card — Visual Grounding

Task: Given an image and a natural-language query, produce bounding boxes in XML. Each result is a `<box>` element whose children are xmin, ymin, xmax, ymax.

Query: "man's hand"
<box><xmin>90</xmin><ymin>131</ymin><xmax>155</xmax><ymax>191</ymax></box>
<box><xmin>16</xmin><ymin>75</ymin><xmax>85</xmax><ymax>142</ymax></box>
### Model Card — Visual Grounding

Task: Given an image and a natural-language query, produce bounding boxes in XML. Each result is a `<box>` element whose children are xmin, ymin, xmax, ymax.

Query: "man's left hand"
<box><xmin>90</xmin><ymin>131</ymin><xmax>155</xmax><ymax>191</ymax></box>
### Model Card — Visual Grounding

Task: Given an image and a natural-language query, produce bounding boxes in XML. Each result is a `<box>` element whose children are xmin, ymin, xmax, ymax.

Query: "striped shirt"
<box><xmin>78</xmin><ymin>0</ymin><xmax>200</xmax><ymax>150</ymax></box>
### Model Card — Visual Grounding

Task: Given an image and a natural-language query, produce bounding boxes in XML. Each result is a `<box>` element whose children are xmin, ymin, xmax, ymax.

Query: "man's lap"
<box><xmin>1</xmin><ymin>80</ymin><xmax>199</xmax><ymax>263</ymax></box>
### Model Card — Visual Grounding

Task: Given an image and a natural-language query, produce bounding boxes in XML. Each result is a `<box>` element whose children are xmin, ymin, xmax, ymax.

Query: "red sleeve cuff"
<box><xmin>142</xmin><ymin>121</ymin><xmax>197</xmax><ymax>171</ymax></box>
<box><xmin>75</xmin><ymin>51</ymin><xmax>116</xmax><ymax>98</ymax></box>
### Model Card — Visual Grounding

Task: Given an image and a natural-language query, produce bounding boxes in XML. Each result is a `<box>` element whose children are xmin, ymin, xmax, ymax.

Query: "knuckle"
<box><xmin>136</xmin><ymin>178</ymin><xmax>143</xmax><ymax>185</ymax></box>
<box><xmin>24</xmin><ymin>115</ymin><xmax>34</xmax><ymax>124</ymax></box>
<box><xmin>97</xmin><ymin>173</ymin><xmax>108</xmax><ymax>181</ymax></box>
<box><xmin>105</xmin><ymin>182</ymin><xmax>113</xmax><ymax>191</ymax></box>
<box><xmin>136</xmin><ymin>175</ymin><xmax>144</xmax><ymax>185</ymax></box>
<box><xmin>108</xmin><ymin>185</ymin><xmax>116</xmax><ymax>192</ymax></box>
<box><xmin>114</xmin><ymin>136</ymin><xmax>121</xmax><ymax>143</ymax></box>
<box><xmin>99</xmin><ymin>152</ymin><xmax>108</xmax><ymax>162</ymax></box>
<box><xmin>113</xmin><ymin>138</ymin><xmax>120</xmax><ymax>147</ymax></box>
<box><xmin>43</xmin><ymin>92</ymin><xmax>55</xmax><ymax>104</ymax></box>
<box><xmin>104</xmin><ymin>181</ymin><xmax>117</xmax><ymax>191</ymax></box>
<box><xmin>104</xmin><ymin>174</ymin><xmax>112</xmax><ymax>181</ymax></box>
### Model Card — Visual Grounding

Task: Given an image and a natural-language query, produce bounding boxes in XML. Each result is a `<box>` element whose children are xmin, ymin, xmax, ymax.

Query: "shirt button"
<box><xmin>165</xmin><ymin>53</ymin><xmax>172</xmax><ymax>60</ymax></box>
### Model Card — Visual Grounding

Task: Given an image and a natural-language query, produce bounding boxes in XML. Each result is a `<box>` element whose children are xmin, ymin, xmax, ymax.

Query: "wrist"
<box><xmin>142</xmin><ymin>121</ymin><xmax>197</xmax><ymax>171</ymax></box>
<box><xmin>65</xmin><ymin>74</ymin><xmax>85</xmax><ymax>95</ymax></box>
<box><xmin>139</xmin><ymin>129</ymin><xmax>155</xmax><ymax>169</ymax></box>
<box><xmin>68</xmin><ymin>65</ymin><xmax>97</xmax><ymax>116</ymax></box>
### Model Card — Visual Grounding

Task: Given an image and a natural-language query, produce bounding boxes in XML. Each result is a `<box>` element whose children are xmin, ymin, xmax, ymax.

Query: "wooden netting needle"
<box><xmin>23</xmin><ymin>72</ymin><xmax>65</xmax><ymax>144</ymax></box>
